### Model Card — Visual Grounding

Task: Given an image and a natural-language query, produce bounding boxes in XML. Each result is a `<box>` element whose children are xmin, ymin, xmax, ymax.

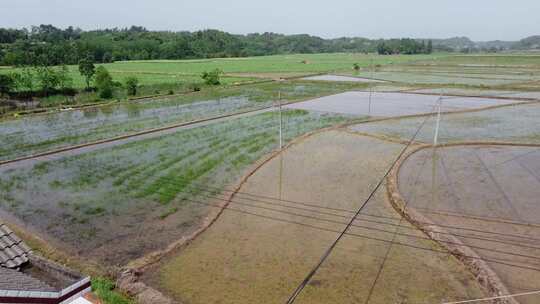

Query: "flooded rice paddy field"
<box><xmin>301</xmin><ymin>74</ymin><xmax>386</xmax><ymax>83</ymax></box>
<box><xmin>362</xmin><ymin>72</ymin><xmax>533</xmax><ymax>86</ymax></box>
<box><xmin>350</xmin><ymin>102</ymin><xmax>540</xmax><ymax>144</ymax></box>
<box><xmin>286</xmin><ymin>91</ymin><xmax>513</xmax><ymax>117</ymax></box>
<box><xmin>0</xmin><ymin>110</ymin><xmax>353</xmax><ymax>266</ymax></box>
<box><xmin>0</xmin><ymin>81</ymin><xmax>366</xmax><ymax>161</ymax></box>
<box><xmin>345</xmin><ymin>58</ymin><xmax>540</xmax><ymax>86</ymax></box>
<box><xmin>146</xmin><ymin>130</ymin><xmax>487</xmax><ymax>304</ymax></box>
<box><xmin>409</xmin><ymin>88</ymin><xmax>540</xmax><ymax>100</ymax></box>
<box><xmin>398</xmin><ymin>145</ymin><xmax>540</xmax><ymax>304</ymax></box>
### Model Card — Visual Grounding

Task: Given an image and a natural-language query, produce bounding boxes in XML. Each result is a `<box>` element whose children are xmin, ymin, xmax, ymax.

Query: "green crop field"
<box><xmin>101</xmin><ymin>53</ymin><xmax>444</xmax><ymax>75</ymax></box>
<box><xmin>0</xmin><ymin>53</ymin><xmax>444</xmax><ymax>89</ymax></box>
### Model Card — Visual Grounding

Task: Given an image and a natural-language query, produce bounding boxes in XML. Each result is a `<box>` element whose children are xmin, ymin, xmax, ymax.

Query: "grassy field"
<box><xmin>101</xmin><ymin>53</ymin><xmax>443</xmax><ymax>76</ymax></box>
<box><xmin>0</xmin><ymin>53</ymin><xmax>443</xmax><ymax>89</ymax></box>
<box><xmin>3</xmin><ymin>52</ymin><xmax>540</xmax><ymax>113</ymax></box>
<box><xmin>3</xmin><ymin>53</ymin><xmax>540</xmax><ymax>90</ymax></box>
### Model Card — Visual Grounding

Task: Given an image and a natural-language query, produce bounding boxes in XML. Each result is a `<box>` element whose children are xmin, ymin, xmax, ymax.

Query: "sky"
<box><xmin>1</xmin><ymin>0</ymin><xmax>539</xmax><ymax>41</ymax></box>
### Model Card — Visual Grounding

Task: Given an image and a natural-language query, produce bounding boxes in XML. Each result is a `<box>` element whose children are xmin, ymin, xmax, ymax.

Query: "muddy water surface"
<box><xmin>148</xmin><ymin>131</ymin><xmax>486</xmax><ymax>304</ymax></box>
<box><xmin>398</xmin><ymin>145</ymin><xmax>540</xmax><ymax>304</ymax></box>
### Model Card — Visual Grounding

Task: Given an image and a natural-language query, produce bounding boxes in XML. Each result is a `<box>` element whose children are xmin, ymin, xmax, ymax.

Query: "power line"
<box><xmin>285</xmin><ymin>112</ymin><xmax>432</xmax><ymax>304</ymax></box>
<box><xmin>65</xmin><ymin>160</ymin><xmax>540</xmax><ymax>257</ymax></box>
<box><xmin>29</xmin><ymin>148</ymin><xmax>540</xmax><ymax>249</ymax></box>
<box><xmin>6</xmin><ymin>142</ymin><xmax>540</xmax><ymax>271</ymax></box>
<box><xmin>7</xmin><ymin>112</ymin><xmax>540</xmax><ymax>267</ymax></box>
<box><xmin>174</xmin><ymin>189</ymin><xmax>540</xmax><ymax>259</ymax></box>
<box><xmin>364</xmin><ymin>119</ymin><xmax>440</xmax><ymax>304</ymax></box>
<box><xmin>174</xmin><ymin>194</ymin><xmax>540</xmax><ymax>272</ymax></box>
<box><xmin>441</xmin><ymin>290</ymin><xmax>540</xmax><ymax>304</ymax></box>
<box><xmin>22</xmin><ymin>139</ymin><xmax>540</xmax><ymax>259</ymax></box>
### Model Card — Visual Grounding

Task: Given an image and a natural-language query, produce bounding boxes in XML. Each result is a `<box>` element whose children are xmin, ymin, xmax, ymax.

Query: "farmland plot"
<box><xmin>0</xmin><ymin>109</ymin><xmax>355</xmax><ymax>265</ymax></box>
<box><xmin>398</xmin><ymin>145</ymin><xmax>540</xmax><ymax>304</ymax></box>
<box><xmin>409</xmin><ymin>88</ymin><xmax>540</xmax><ymax>99</ymax></box>
<box><xmin>0</xmin><ymin>81</ymin><xmax>366</xmax><ymax>161</ymax></box>
<box><xmin>350</xmin><ymin>102</ymin><xmax>540</xmax><ymax>144</ymax></box>
<box><xmin>147</xmin><ymin>130</ymin><xmax>486</xmax><ymax>304</ymax></box>
<box><xmin>286</xmin><ymin>92</ymin><xmax>513</xmax><ymax>117</ymax></box>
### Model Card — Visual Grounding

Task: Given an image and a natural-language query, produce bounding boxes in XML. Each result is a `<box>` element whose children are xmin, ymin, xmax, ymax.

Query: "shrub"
<box><xmin>189</xmin><ymin>83</ymin><xmax>201</xmax><ymax>92</ymax></box>
<box><xmin>95</xmin><ymin>66</ymin><xmax>114</xmax><ymax>99</ymax></box>
<box><xmin>35</xmin><ymin>66</ymin><xmax>61</xmax><ymax>94</ymax></box>
<box><xmin>13</xmin><ymin>68</ymin><xmax>34</xmax><ymax>92</ymax></box>
<box><xmin>125</xmin><ymin>77</ymin><xmax>139</xmax><ymax>96</ymax></box>
<box><xmin>201</xmin><ymin>68</ymin><xmax>223</xmax><ymax>85</ymax></box>
<box><xmin>92</xmin><ymin>278</ymin><xmax>133</xmax><ymax>304</ymax></box>
<box><xmin>0</xmin><ymin>74</ymin><xmax>15</xmax><ymax>96</ymax></box>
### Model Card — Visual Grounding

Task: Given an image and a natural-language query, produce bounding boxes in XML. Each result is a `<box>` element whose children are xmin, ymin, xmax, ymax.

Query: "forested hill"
<box><xmin>0</xmin><ymin>25</ymin><xmax>537</xmax><ymax>66</ymax></box>
<box><xmin>0</xmin><ymin>26</ymin><xmax>386</xmax><ymax>65</ymax></box>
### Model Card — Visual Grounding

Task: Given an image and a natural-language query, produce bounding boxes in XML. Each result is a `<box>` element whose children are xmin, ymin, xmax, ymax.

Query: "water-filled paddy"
<box><xmin>0</xmin><ymin>81</ymin><xmax>365</xmax><ymax>161</ymax></box>
<box><xmin>350</xmin><ymin>102</ymin><xmax>540</xmax><ymax>144</ymax></box>
<box><xmin>0</xmin><ymin>110</ymin><xmax>353</xmax><ymax>266</ymax></box>
<box><xmin>398</xmin><ymin>145</ymin><xmax>540</xmax><ymax>304</ymax></box>
<box><xmin>302</xmin><ymin>74</ymin><xmax>385</xmax><ymax>83</ymax></box>
<box><xmin>286</xmin><ymin>91</ymin><xmax>513</xmax><ymax>117</ymax></box>
<box><xmin>147</xmin><ymin>130</ymin><xmax>486</xmax><ymax>304</ymax></box>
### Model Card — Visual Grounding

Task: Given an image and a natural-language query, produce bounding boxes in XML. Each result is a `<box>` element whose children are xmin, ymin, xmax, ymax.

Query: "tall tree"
<box><xmin>78</xmin><ymin>55</ymin><xmax>95</xmax><ymax>90</ymax></box>
<box><xmin>427</xmin><ymin>40</ymin><xmax>433</xmax><ymax>54</ymax></box>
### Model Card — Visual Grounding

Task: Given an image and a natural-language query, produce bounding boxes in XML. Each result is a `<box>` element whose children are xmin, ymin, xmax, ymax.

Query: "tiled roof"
<box><xmin>0</xmin><ymin>223</ymin><xmax>31</xmax><ymax>269</ymax></box>
<box><xmin>0</xmin><ymin>267</ymin><xmax>55</xmax><ymax>292</ymax></box>
<box><xmin>0</xmin><ymin>223</ymin><xmax>91</xmax><ymax>302</ymax></box>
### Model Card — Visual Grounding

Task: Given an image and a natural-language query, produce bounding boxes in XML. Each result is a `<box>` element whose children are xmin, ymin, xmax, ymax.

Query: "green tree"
<box><xmin>12</xmin><ymin>68</ymin><xmax>35</xmax><ymax>92</ymax></box>
<box><xmin>95</xmin><ymin>66</ymin><xmax>113</xmax><ymax>99</ymax></box>
<box><xmin>78</xmin><ymin>55</ymin><xmax>95</xmax><ymax>90</ymax></box>
<box><xmin>35</xmin><ymin>66</ymin><xmax>60</xmax><ymax>94</ymax></box>
<box><xmin>57</xmin><ymin>65</ymin><xmax>73</xmax><ymax>90</ymax></box>
<box><xmin>427</xmin><ymin>40</ymin><xmax>433</xmax><ymax>54</ymax></box>
<box><xmin>353</xmin><ymin>63</ymin><xmax>360</xmax><ymax>72</ymax></box>
<box><xmin>125</xmin><ymin>76</ymin><xmax>139</xmax><ymax>96</ymax></box>
<box><xmin>0</xmin><ymin>74</ymin><xmax>15</xmax><ymax>96</ymax></box>
<box><xmin>201</xmin><ymin>69</ymin><xmax>223</xmax><ymax>85</ymax></box>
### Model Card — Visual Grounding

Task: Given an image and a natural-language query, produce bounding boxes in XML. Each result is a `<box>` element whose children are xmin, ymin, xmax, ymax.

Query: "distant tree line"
<box><xmin>1</xmin><ymin>25</ymin><xmax>439</xmax><ymax>66</ymax></box>
<box><xmin>376</xmin><ymin>39</ymin><xmax>433</xmax><ymax>55</ymax></box>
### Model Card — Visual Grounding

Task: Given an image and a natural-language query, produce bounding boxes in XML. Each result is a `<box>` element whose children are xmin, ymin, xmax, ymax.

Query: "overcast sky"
<box><xmin>2</xmin><ymin>0</ymin><xmax>538</xmax><ymax>41</ymax></box>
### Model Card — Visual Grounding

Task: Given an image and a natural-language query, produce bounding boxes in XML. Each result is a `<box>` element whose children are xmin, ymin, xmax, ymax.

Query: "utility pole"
<box><xmin>278</xmin><ymin>91</ymin><xmax>283</xmax><ymax>150</ymax></box>
<box><xmin>368</xmin><ymin>57</ymin><xmax>374</xmax><ymax>116</ymax></box>
<box><xmin>433</xmin><ymin>94</ymin><xmax>443</xmax><ymax>146</ymax></box>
